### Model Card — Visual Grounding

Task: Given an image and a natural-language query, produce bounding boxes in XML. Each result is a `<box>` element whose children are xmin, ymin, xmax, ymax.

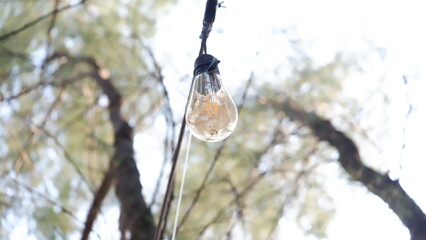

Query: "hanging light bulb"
<box><xmin>185</xmin><ymin>54</ymin><xmax>238</xmax><ymax>142</ymax></box>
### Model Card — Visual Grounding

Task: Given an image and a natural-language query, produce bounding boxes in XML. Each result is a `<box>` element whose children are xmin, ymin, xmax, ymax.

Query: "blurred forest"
<box><xmin>0</xmin><ymin>0</ymin><xmax>425</xmax><ymax>240</ymax></box>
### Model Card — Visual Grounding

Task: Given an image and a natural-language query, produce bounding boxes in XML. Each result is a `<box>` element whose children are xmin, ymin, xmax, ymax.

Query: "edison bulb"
<box><xmin>185</xmin><ymin>54</ymin><xmax>238</xmax><ymax>142</ymax></box>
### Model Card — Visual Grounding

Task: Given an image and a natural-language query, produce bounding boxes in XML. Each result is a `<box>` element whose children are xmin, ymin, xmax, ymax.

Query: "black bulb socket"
<box><xmin>194</xmin><ymin>54</ymin><xmax>220</xmax><ymax>76</ymax></box>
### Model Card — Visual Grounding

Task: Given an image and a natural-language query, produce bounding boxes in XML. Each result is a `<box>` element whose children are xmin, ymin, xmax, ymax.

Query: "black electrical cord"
<box><xmin>199</xmin><ymin>0</ymin><xmax>217</xmax><ymax>55</ymax></box>
<box><xmin>153</xmin><ymin>1</ymin><xmax>219</xmax><ymax>240</ymax></box>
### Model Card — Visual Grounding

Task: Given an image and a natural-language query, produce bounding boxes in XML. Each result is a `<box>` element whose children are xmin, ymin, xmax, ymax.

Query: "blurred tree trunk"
<box><xmin>88</xmin><ymin>55</ymin><xmax>156</xmax><ymax>240</ymax></box>
<box><xmin>44</xmin><ymin>53</ymin><xmax>156</xmax><ymax>240</ymax></box>
<box><xmin>280</xmin><ymin>100</ymin><xmax>426</xmax><ymax>240</ymax></box>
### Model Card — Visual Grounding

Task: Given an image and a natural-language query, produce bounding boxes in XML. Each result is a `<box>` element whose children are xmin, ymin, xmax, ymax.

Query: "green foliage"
<box><xmin>33</xmin><ymin>205</ymin><xmax>77</xmax><ymax>239</ymax></box>
<box><xmin>0</xmin><ymin>0</ymin><xmax>381</xmax><ymax>239</ymax></box>
<box><xmin>0</xmin><ymin>0</ymin><xmax>174</xmax><ymax>238</ymax></box>
<box><xmin>169</xmin><ymin>78</ymin><xmax>343</xmax><ymax>239</ymax></box>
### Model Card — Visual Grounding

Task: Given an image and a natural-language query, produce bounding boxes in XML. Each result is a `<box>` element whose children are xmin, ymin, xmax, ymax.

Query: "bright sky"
<box><xmin>138</xmin><ymin>0</ymin><xmax>426</xmax><ymax>239</ymax></box>
<box><xmin>4</xmin><ymin>1</ymin><xmax>426</xmax><ymax>240</ymax></box>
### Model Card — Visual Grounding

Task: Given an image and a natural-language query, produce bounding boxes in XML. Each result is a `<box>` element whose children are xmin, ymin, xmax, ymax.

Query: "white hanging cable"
<box><xmin>171</xmin><ymin>133</ymin><xmax>192</xmax><ymax>240</ymax></box>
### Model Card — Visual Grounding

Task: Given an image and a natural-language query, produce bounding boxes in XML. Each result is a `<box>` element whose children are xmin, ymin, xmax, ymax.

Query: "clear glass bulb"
<box><xmin>186</xmin><ymin>71</ymin><xmax>238</xmax><ymax>142</ymax></box>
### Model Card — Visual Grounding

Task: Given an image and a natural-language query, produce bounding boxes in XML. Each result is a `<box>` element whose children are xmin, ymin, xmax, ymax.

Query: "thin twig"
<box><xmin>13</xmin><ymin>179</ymin><xmax>81</xmax><ymax>223</ymax></box>
<box><xmin>265</xmin><ymin>145</ymin><xmax>319</xmax><ymax>239</ymax></box>
<box><xmin>176</xmin><ymin>141</ymin><xmax>226</xmax><ymax>230</ymax></box>
<box><xmin>81</xmin><ymin>166</ymin><xmax>115</xmax><ymax>240</ymax></box>
<box><xmin>145</xmin><ymin>48</ymin><xmax>177</xmax><ymax>208</ymax></box>
<box><xmin>46</xmin><ymin>0</ymin><xmax>60</xmax><ymax>50</ymax></box>
<box><xmin>191</xmin><ymin>117</ymin><xmax>286</xmax><ymax>238</ymax></box>
<box><xmin>0</xmin><ymin>83</ymin><xmax>44</xmax><ymax>102</ymax></box>
<box><xmin>177</xmin><ymin>74</ymin><xmax>254</xmax><ymax>231</ymax></box>
<box><xmin>13</xmin><ymin>87</ymin><xmax>64</xmax><ymax>172</ymax></box>
<box><xmin>154</xmin><ymin>117</ymin><xmax>187</xmax><ymax>240</ymax></box>
<box><xmin>155</xmin><ymin>2</ymin><xmax>226</xmax><ymax>238</ymax></box>
<box><xmin>44</xmin><ymin>129</ymin><xmax>95</xmax><ymax>194</ymax></box>
<box><xmin>0</xmin><ymin>0</ymin><xmax>85</xmax><ymax>42</ymax></box>
<box><xmin>195</xmin><ymin>171</ymin><xmax>267</xmax><ymax>239</ymax></box>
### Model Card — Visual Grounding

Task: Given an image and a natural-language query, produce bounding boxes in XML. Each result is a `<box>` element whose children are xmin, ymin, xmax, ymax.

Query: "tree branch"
<box><xmin>46</xmin><ymin>0</ymin><xmax>60</xmax><ymax>50</ymax></box>
<box><xmin>87</xmin><ymin>56</ymin><xmax>155</xmax><ymax>240</ymax></box>
<box><xmin>0</xmin><ymin>0</ymin><xmax>85</xmax><ymax>42</ymax></box>
<box><xmin>13</xmin><ymin>179</ymin><xmax>82</xmax><ymax>224</ymax></box>
<box><xmin>280</xmin><ymin>100</ymin><xmax>426</xmax><ymax>240</ymax></box>
<box><xmin>145</xmin><ymin>48</ymin><xmax>176</xmax><ymax>208</ymax></box>
<box><xmin>177</xmin><ymin>74</ymin><xmax>254</xmax><ymax>231</ymax></box>
<box><xmin>45</xmin><ymin>52</ymin><xmax>155</xmax><ymax>240</ymax></box>
<box><xmin>81</xmin><ymin>166</ymin><xmax>115</xmax><ymax>240</ymax></box>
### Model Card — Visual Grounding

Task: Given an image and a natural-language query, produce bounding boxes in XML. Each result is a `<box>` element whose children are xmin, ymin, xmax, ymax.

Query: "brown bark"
<box><xmin>81</xmin><ymin>167</ymin><xmax>115</xmax><ymax>240</ymax></box>
<box><xmin>280</xmin><ymin>100</ymin><xmax>426</xmax><ymax>240</ymax></box>
<box><xmin>89</xmin><ymin>57</ymin><xmax>156</xmax><ymax>240</ymax></box>
<box><xmin>45</xmin><ymin>53</ymin><xmax>156</xmax><ymax>240</ymax></box>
